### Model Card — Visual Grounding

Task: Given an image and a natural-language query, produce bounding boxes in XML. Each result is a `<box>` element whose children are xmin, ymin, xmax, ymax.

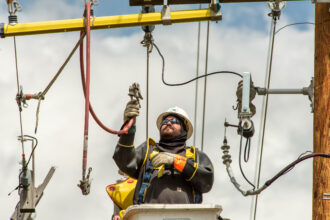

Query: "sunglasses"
<box><xmin>161</xmin><ymin>118</ymin><xmax>180</xmax><ymax>125</ymax></box>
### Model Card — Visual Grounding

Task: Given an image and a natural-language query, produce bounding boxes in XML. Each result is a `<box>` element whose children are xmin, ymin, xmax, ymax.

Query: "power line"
<box><xmin>201</xmin><ymin>20</ymin><xmax>210</xmax><ymax>152</ymax></box>
<box><xmin>152</xmin><ymin>43</ymin><xmax>242</xmax><ymax>87</ymax></box>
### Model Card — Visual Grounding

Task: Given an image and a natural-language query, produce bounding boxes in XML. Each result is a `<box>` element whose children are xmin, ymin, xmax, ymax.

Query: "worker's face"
<box><xmin>160</xmin><ymin>116</ymin><xmax>182</xmax><ymax>140</ymax></box>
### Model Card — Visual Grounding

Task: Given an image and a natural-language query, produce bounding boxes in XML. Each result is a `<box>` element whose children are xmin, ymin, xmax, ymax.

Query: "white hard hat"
<box><xmin>156</xmin><ymin>107</ymin><xmax>193</xmax><ymax>139</ymax></box>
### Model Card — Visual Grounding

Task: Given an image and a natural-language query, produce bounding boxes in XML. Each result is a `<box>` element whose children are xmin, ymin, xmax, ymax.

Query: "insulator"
<box><xmin>222</xmin><ymin>155</ymin><xmax>232</xmax><ymax>164</ymax></box>
<box><xmin>8</xmin><ymin>15</ymin><xmax>18</xmax><ymax>25</ymax></box>
<box><xmin>90</xmin><ymin>9</ymin><xmax>94</xmax><ymax>17</ymax></box>
<box><xmin>221</xmin><ymin>144</ymin><xmax>230</xmax><ymax>151</ymax></box>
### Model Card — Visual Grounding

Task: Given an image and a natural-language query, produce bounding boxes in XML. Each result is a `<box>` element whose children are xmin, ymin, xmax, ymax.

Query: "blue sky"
<box><xmin>0</xmin><ymin>1</ymin><xmax>316</xmax><ymax>220</ymax></box>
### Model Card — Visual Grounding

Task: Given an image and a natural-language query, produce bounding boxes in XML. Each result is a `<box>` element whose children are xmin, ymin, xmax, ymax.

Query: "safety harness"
<box><xmin>137</xmin><ymin>138</ymin><xmax>200</xmax><ymax>204</ymax></box>
<box><xmin>106</xmin><ymin>138</ymin><xmax>200</xmax><ymax>211</ymax></box>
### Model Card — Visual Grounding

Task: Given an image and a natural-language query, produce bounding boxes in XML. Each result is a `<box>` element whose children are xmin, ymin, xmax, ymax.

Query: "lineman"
<box><xmin>113</xmin><ymin>100</ymin><xmax>214</xmax><ymax>204</ymax></box>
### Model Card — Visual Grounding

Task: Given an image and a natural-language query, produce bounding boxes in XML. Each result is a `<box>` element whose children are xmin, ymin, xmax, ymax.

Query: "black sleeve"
<box><xmin>112</xmin><ymin>133</ymin><xmax>148</xmax><ymax>179</ymax></box>
<box><xmin>181</xmin><ymin>150</ymin><xmax>214</xmax><ymax>193</ymax></box>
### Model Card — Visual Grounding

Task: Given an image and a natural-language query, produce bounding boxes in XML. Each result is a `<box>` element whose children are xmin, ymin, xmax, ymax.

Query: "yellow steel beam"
<box><xmin>1</xmin><ymin>8</ymin><xmax>221</xmax><ymax>37</ymax></box>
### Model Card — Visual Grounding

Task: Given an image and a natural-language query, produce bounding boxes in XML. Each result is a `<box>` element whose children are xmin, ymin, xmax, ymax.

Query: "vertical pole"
<box><xmin>313</xmin><ymin>4</ymin><xmax>330</xmax><ymax>220</ymax></box>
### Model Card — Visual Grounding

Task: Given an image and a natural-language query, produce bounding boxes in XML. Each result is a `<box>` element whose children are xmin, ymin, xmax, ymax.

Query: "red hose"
<box><xmin>82</xmin><ymin>2</ymin><xmax>91</xmax><ymax>180</ymax></box>
<box><xmin>79</xmin><ymin>10</ymin><xmax>134</xmax><ymax>136</ymax></box>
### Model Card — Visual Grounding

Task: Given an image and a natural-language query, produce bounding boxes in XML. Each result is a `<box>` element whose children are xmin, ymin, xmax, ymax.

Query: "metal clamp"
<box><xmin>210</xmin><ymin>0</ymin><xmax>222</xmax><ymax>21</ymax></box>
<box><xmin>268</xmin><ymin>1</ymin><xmax>286</xmax><ymax>20</ymax></box>
<box><xmin>78</xmin><ymin>167</ymin><xmax>92</xmax><ymax>195</ymax></box>
<box><xmin>323</xmin><ymin>193</ymin><xmax>330</xmax><ymax>200</ymax></box>
<box><xmin>161</xmin><ymin>0</ymin><xmax>172</xmax><ymax>25</ymax></box>
<box><xmin>128</xmin><ymin>82</ymin><xmax>143</xmax><ymax>107</ymax></box>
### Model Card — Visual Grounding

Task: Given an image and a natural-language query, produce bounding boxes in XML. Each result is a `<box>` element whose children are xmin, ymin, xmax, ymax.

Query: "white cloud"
<box><xmin>0</xmin><ymin>1</ymin><xmax>315</xmax><ymax>220</ymax></box>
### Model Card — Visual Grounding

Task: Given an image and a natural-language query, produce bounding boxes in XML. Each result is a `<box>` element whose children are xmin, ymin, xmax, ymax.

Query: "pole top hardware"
<box><xmin>162</xmin><ymin>0</ymin><xmax>172</xmax><ymax>25</ymax></box>
<box><xmin>130</xmin><ymin>0</ymin><xmax>210</xmax><ymax>6</ymax></box>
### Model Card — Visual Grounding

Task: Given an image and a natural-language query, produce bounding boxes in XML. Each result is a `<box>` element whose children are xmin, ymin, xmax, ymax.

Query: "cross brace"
<box><xmin>0</xmin><ymin>8</ymin><xmax>221</xmax><ymax>38</ymax></box>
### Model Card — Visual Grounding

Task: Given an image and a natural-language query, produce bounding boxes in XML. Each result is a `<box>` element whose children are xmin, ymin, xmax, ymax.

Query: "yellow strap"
<box><xmin>119</xmin><ymin>210</ymin><xmax>125</xmax><ymax>220</ymax></box>
<box><xmin>185</xmin><ymin>146</ymin><xmax>195</xmax><ymax>159</ymax></box>
<box><xmin>141</xmin><ymin>138</ymin><xmax>156</xmax><ymax>170</ymax></box>
<box><xmin>186</xmin><ymin>162</ymin><xmax>199</xmax><ymax>181</ymax></box>
<box><xmin>117</xmin><ymin>142</ymin><xmax>134</xmax><ymax>148</ymax></box>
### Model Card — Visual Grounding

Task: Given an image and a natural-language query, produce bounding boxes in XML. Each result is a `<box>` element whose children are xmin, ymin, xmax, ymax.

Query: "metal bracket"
<box><xmin>323</xmin><ymin>193</ymin><xmax>330</xmax><ymax>200</ymax></box>
<box><xmin>161</xmin><ymin>0</ymin><xmax>172</xmax><ymax>25</ymax></box>
<box><xmin>241</xmin><ymin>72</ymin><xmax>251</xmax><ymax>114</ymax></box>
<box><xmin>210</xmin><ymin>0</ymin><xmax>222</xmax><ymax>21</ymax></box>
<box><xmin>0</xmin><ymin>23</ymin><xmax>4</xmax><ymax>38</ymax></box>
<box><xmin>312</xmin><ymin>0</ymin><xmax>330</xmax><ymax>3</ymax></box>
<box><xmin>11</xmin><ymin>167</ymin><xmax>56</xmax><ymax>220</ymax></box>
<box><xmin>255</xmin><ymin>77</ymin><xmax>314</xmax><ymax>113</ymax></box>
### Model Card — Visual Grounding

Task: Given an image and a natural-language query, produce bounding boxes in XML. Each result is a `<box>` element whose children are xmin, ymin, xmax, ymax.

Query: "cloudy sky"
<box><xmin>0</xmin><ymin>0</ymin><xmax>315</xmax><ymax>219</ymax></box>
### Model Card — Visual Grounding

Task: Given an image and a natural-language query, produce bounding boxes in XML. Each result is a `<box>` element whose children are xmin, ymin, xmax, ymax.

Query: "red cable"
<box><xmin>79</xmin><ymin>7</ymin><xmax>134</xmax><ymax>136</ymax></box>
<box><xmin>82</xmin><ymin>2</ymin><xmax>91</xmax><ymax>179</ymax></box>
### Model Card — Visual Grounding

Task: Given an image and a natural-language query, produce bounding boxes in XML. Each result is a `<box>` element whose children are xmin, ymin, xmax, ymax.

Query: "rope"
<box><xmin>41</xmin><ymin>34</ymin><xmax>86</xmax><ymax>98</ymax></box>
<box><xmin>193</xmin><ymin>4</ymin><xmax>202</xmax><ymax>147</ymax></box>
<box><xmin>32</xmin><ymin>33</ymin><xmax>86</xmax><ymax>134</ymax></box>
<box><xmin>201</xmin><ymin>21</ymin><xmax>210</xmax><ymax>152</ymax></box>
<box><xmin>251</xmin><ymin>16</ymin><xmax>278</xmax><ymax>220</ymax></box>
<box><xmin>13</xmin><ymin>36</ymin><xmax>25</xmax><ymax>155</ymax></box>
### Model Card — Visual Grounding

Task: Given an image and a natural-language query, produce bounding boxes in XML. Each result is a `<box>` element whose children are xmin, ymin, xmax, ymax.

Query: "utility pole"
<box><xmin>313</xmin><ymin>3</ymin><xmax>330</xmax><ymax>220</ymax></box>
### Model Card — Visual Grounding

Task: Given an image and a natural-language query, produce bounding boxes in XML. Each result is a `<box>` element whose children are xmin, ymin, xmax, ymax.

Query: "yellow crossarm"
<box><xmin>1</xmin><ymin>8</ymin><xmax>221</xmax><ymax>37</ymax></box>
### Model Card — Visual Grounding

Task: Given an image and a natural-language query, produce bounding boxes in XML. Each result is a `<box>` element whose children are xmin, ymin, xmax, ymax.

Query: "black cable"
<box><xmin>152</xmin><ymin>43</ymin><xmax>242</xmax><ymax>87</ymax></box>
<box><xmin>283</xmin><ymin>150</ymin><xmax>313</xmax><ymax>175</ymax></box>
<box><xmin>16</xmin><ymin>135</ymin><xmax>38</xmax><ymax>192</ymax></box>
<box><xmin>275</xmin><ymin>22</ymin><xmax>314</xmax><ymax>35</ymax></box>
<box><xmin>238</xmin><ymin>130</ymin><xmax>255</xmax><ymax>190</ymax></box>
<box><xmin>264</xmin><ymin>153</ymin><xmax>330</xmax><ymax>187</ymax></box>
<box><xmin>244</xmin><ymin>138</ymin><xmax>251</xmax><ymax>162</ymax></box>
<box><xmin>275</xmin><ymin>19</ymin><xmax>330</xmax><ymax>35</ymax></box>
<box><xmin>23</xmin><ymin>135</ymin><xmax>38</xmax><ymax>168</ymax></box>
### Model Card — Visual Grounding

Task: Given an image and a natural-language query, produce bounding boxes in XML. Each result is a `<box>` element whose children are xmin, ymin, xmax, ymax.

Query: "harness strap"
<box><xmin>137</xmin><ymin>162</ymin><xmax>153</xmax><ymax>204</ymax></box>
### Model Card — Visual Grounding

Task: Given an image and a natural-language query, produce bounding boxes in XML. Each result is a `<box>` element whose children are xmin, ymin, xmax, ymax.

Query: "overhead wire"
<box><xmin>193</xmin><ymin>4</ymin><xmax>202</xmax><ymax>147</ymax></box>
<box><xmin>13</xmin><ymin>36</ymin><xmax>25</xmax><ymax>155</ymax></box>
<box><xmin>201</xmin><ymin>21</ymin><xmax>210</xmax><ymax>152</ymax></box>
<box><xmin>146</xmin><ymin>45</ymin><xmax>150</xmax><ymax>139</ymax></box>
<box><xmin>275</xmin><ymin>19</ymin><xmax>330</xmax><ymax>35</ymax></box>
<box><xmin>251</xmin><ymin>12</ymin><xmax>278</xmax><ymax>220</ymax></box>
<box><xmin>152</xmin><ymin>43</ymin><xmax>242</xmax><ymax>86</ymax></box>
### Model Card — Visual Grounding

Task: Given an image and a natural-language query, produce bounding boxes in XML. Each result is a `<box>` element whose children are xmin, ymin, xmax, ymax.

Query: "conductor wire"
<box><xmin>251</xmin><ymin>14</ymin><xmax>278</xmax><ymax>220</ymax></box>
<box><xmin>201</xmin><ymin>21</ymin><xmax>210</xmax><ymax>152</ymax></box>
<box><xmin>193</xmin><ymin>4</ymin><xmax>202</xmax><ymax>147</ymax></box>
<box><xmin>13</xmin><ymin>36</ymin><xmax>25</xmax><ymax>155</ymax></box>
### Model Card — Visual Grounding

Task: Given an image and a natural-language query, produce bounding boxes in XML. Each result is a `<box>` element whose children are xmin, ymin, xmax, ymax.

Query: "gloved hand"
<box><xmin>151</xmin><ymin>152</ymin><xmax>175</xmax><ymax>168</ymax></box>
<box><xmin>124</xmin><ymin>100</ymin><xmax>140</xmax><ymax>121</ymax></box>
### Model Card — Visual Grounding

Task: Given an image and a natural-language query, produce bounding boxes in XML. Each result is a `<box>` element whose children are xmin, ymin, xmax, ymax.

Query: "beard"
<box><xmin>160</xmin><ymin>131</ymin><xmax>179</xmax><ymax>140</ymax></box>
<box><xmin>160</xmin><ymin>125</ymin><xmax>181</xmax><ymax>140</ymax></box>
